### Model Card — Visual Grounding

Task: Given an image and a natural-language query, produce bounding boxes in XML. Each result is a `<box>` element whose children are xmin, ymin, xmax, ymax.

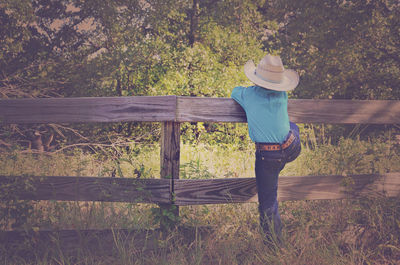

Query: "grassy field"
<box><xmin>1</xmin><ymin>136</ymin><xmax>400</xmax><ymax>264</ymax></box>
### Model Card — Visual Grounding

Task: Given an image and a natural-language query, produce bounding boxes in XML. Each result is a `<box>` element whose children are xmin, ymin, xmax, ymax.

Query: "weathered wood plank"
<box><xmin>174</xmin><ymin>178</ymin><xmax>257</xmax><ymax>205</ymax></box>
<box><xmin>278</xmin><ymin>173</ymin><xmax>400</xmax><ymax>201</ymax></box>
<box><xmin>174</xmin><ymin>173</ymin><xmax>400</xmax><ymax>205</ymax></box>
<box><xmin>177</xmin><ymin>97</ymin><xmax>246</xmax><ymax>122</ymax></box>
<box><xmin>176</xmin><ymin>97</ymin><xmax>400</xmax><ymax>124</ymax></box>
<box><xmin>288</xmin><ymin>99</ymin><xmax>400</xmax><ymax>124</ymax></box>
<box><xmin>159</xmin><ymin>121</ymin><xmax>181</xmax><ymax>227</ymax></box>
<box><xmin>0</xmin><ymin>96</ymin><xmax>177</xmax><ymax>124</ymax></box>
<box><xmin>0</xmin><ymin>176</ymin><xmax>171</xmax><ymax>203</ymax></box>
<box><xmin>0</xmin><ymin>173</ymin><xmax>398</xmax><ymax>205</ymax></box>
<box><xmin>160</xmin><ymin>122</ymin><xmax>181</xmax><ymax>182</ymax></box>
<box><xmin>2</xmin><ymin>96</ymin><xmax>400</xmax><ymax>124</ymax></box>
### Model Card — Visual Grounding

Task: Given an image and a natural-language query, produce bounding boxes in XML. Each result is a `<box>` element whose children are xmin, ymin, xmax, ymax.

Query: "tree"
<box><xmin>0</xmin><ymin>0</ymin><xmax>276</xmax><ymax>147</ymax></box>
<box><xmin>265</xmin><ymin>0</ymin><xmax>400</xmax><ymax>100</ymax></box>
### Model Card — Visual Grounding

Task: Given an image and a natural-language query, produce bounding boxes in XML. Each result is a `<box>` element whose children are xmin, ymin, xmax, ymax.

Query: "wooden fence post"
<box><xmin>159</xmin><ymin>121</ymin><xmax>181</xmax><ymax>230</ymax></box>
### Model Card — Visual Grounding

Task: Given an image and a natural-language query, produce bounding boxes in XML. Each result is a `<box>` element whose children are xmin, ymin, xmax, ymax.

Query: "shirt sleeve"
<box><xmin>231</xmin><ymin>86</ymin><xmax>246</xmax><ymax>107</ymax></box>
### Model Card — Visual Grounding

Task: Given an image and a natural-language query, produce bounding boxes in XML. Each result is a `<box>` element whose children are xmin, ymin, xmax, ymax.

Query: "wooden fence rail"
<box><xmin>2</xmin><ymin>96</ymin><xmax>400</xmax><ymax>124</ymax></box>
<box><xmin>1</xmin><ymin>96</ymin><xmax>400</xmax><ymax>227</ymax></box>
<box><xmin>1</xmin><ymin>173</ymin><xmax>399</xmax><ymax>205</ymax></box>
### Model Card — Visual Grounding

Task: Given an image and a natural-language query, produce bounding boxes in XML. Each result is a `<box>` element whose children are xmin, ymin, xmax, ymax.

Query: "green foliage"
<box><xmin>180</xmin><ymin>158</ymin><xmax>215</xmax><ymax>179</ymax></box>
<box><xmin>0</xmin><ymin>174</ymin><xmax>36</xmax><ymax>230</ymax></box>
<box><xmin>1</xmin><ymin>2</ymin><xmax>400</xmax><ymax>261</ymax></box>
<box><xmin>0</xmin><ymin>0</ymin><xmax>270</xmax><ymax>99</ymax></box>
<box><xmin>1</xmin><ymin>0</ymin><xmax>275</xmax><ymax>147</ymax></box>
<box><xmin>296</xmin><ymin>136</ymin><xmax>400</xmax><ymax>176</ymax></box>
<box><xmin>2</xmin><ymin>0</ymin><xmax>400</xmax><ymax>148</ymax></box>
<box><xmin>150</xmin><ymin>204</ymin><xmax>180</xmax><ymax>231</ymax></box>
<box><xmin>0</xmin><ymin>139</ymin><xmax>400</xmax><ymax>263</ymax></box>
<box><xmin>269</xmin><ymin>0</ymin><xmax>400</xmax><ymax>100</ymax></box>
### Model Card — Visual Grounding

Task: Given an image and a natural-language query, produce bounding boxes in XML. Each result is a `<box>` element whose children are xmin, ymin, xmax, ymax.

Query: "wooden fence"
<box><xmin>1</xmin><ymin>96</ymin><xmax>400</xmax><ymax>223</ymax></box>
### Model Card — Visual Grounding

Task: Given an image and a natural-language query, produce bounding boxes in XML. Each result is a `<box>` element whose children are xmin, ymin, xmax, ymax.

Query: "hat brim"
<box><xmin>244</xmin><ymin>60</ymin><xmax>299</xmax><ymax>91</ymax></box>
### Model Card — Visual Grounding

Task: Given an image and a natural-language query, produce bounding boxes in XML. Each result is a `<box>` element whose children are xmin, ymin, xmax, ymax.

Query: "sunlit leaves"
<box><xmin>270</xmin><ymin>0</ymin><xmax>400</xmax><ymax>100</ymax></box>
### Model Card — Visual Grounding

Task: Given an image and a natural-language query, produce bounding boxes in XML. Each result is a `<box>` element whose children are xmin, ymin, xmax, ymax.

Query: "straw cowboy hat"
<box><xmin>244</xmin><ymin>54</ymin><xmax>299</xmax><ymax>91</ymax></box>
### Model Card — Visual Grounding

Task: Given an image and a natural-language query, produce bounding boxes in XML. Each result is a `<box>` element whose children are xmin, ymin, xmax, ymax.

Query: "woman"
<box><xmin>231</xmin><ymin>54</ymin><xmax>301</xmax><ymax>242</ymax></box>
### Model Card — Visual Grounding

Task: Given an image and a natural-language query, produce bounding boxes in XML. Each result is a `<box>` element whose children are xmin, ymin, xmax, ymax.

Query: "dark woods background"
<box><xmin>1</xmin><ymin>0</ymin><xmax>399</xmax><ymax>152</ymax></box>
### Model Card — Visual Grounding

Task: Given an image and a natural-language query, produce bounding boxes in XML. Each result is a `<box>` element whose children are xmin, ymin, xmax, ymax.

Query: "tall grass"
<box><xmin>0</xmin><ymin>135</ymin><xmax>399</xmax><ymax>264</ymax></box>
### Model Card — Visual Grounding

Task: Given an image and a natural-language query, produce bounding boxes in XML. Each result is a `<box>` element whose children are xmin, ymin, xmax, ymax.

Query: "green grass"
<box><xmin>0</xmin><ymin>137</ymin><xmax>400</xmax><ymax>264</ymax></box>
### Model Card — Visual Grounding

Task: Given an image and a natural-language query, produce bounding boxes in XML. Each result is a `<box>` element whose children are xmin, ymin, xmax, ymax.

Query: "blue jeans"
<box><xmin>255</xmin><ymin>122</ymin><xmax>301</xmax><ymax>241</ymax></box>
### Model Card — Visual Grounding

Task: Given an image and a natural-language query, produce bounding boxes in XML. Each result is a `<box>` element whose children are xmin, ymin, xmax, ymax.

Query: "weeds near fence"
<box><xmin>1</xmin><ymin>136</ymin><xmax>400</xmax><ymax>264</ymax></box>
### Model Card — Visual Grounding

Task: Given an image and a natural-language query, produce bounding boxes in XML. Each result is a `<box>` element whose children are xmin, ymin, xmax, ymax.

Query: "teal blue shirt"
<box><xmin>231</xmin><ymin>86</ymin><xmax>290</xmax><ymax>143</ymax></box>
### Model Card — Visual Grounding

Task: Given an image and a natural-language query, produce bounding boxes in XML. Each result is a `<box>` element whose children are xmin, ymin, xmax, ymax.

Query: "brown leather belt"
<box><xmin>256</xmin><ymin>133</ymin><xmax>295</xmax><ymax>151</ymax></box>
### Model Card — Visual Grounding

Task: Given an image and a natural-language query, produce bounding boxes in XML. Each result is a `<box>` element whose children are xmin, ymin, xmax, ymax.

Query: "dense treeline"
<box><xmin>1</xmin><ymin>0</ymin><xmax>399</xmax><ymax>150</ymax></box>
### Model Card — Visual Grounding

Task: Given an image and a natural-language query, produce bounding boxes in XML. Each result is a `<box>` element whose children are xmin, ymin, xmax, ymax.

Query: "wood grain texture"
<box><xmin>159</xmin><ymin>121</ymin><xmax>181</xmax><ymax>222</ymax></box>
<box><xmin>174</xmin><ymin>173</ymin><xmax>400</xmax><ymax>205</ymax></box>
<box><xmin>2</xmin><ymin>96</ymin><xmax>400</xmax><ymax>124</ymax></box>
<box><xmin>176</xmin><ymin>97</ymin><xmax>246</xmax><ymax>122</ymax></box>
<box><xmin>160</xmin><ymin>122</ymin><xmax>181</xmax><ymax>181</ymax></box>
<box><xmin>176</xmin><ymin>97</ymin><xmax>400</xmax><ymax>124</ymax></box>
<box><xmin>288</xmin><ymin>99</ymin><xmax>400</xmax><ymax>124</ymax></box>
<box><xmin>277</xmin><ymin>173</ymin><xmax>400</xmax><ymax>201</ymax></box>
<box><xmin>0</xmin><ymin>96</ymin><xmax>177</xmax><ymax>124</ymax></box>
<box><xmin>0</xmin><ymin>175</ymin><xmax>171</xmax><ymax>203</ymax></box>
<box><xmin>0</xmin><ymin>173</ymin><xmax>398</xmax><ymax>205</ymax></box>
<box><xmin>174</xmin><ymin>178</ymin><xmax>257</xmax><ymax>205</ymax></box>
